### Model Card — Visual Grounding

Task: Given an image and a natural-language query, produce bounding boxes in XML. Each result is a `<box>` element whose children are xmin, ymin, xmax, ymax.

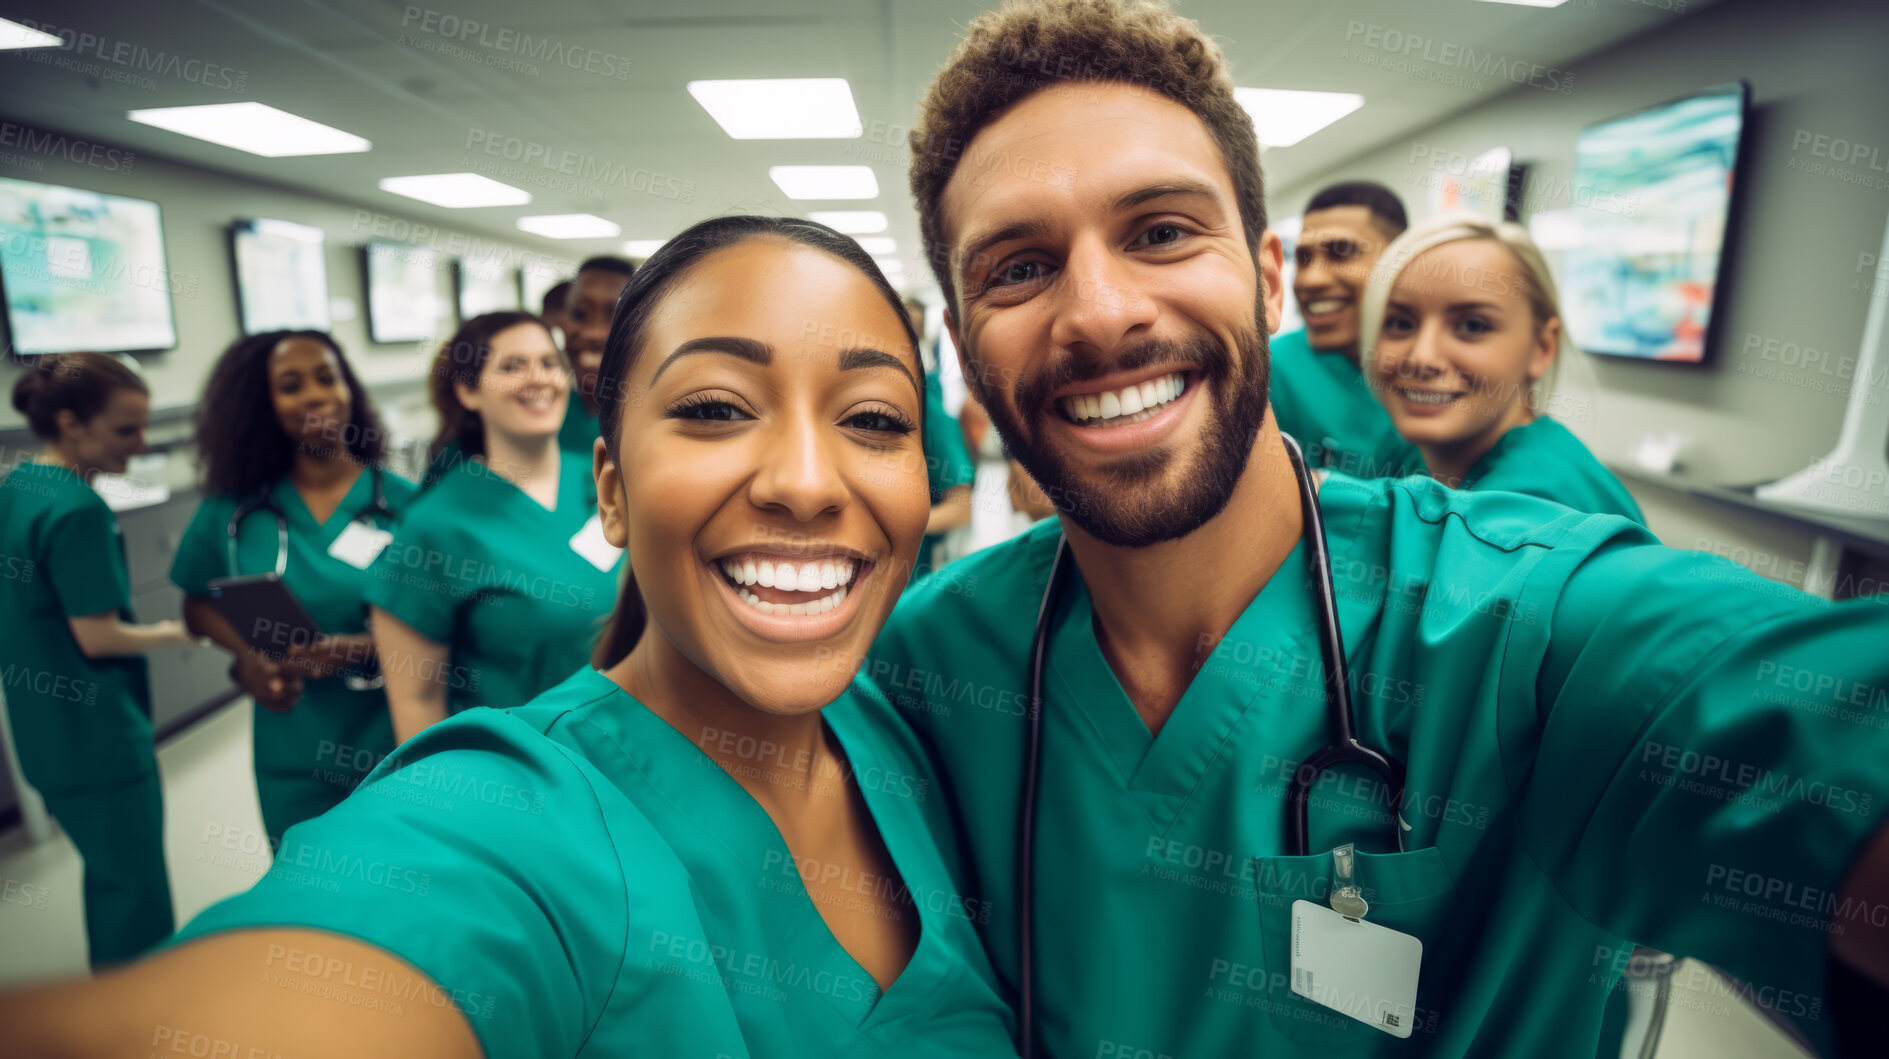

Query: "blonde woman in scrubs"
<box><xmin>367</xmin><ymin>311</ymin><xmax>620</xmax><ymax>742</ymax></box>
<box><xmin>0</xmin><ymin>216</ymin><xmax>1018</xmax><ymax>1058</ymax></box>
<box><xmin>0</xmin><ymin>354</ymin><xmax>192</xmax><ymax>966</ymax></box>
<box><xmin>169</xmin><ymin>331</ymin><xmax>417</xmax><ymax>847</ymax></box>
<box><xmin>1359</xmin><ymin>212</ymin><xmax>1645</xmax><ymax>521</ymax></box>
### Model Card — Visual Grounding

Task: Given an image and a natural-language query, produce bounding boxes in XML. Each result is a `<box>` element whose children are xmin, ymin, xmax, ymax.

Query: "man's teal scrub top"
<box><xmin>364</xmin><ymin>451</ymin><xmax>617</xmax><ymax>714</ymax></box>
<box><xmin>863</xmin><ymin>474</ymin><xmax>1889</xmax><ymax>1057</ymax></box>
<box><xmin>1456</xmin><ymin>416</ymin><xmax>1645</xmax><ymax>523</ymax></box>
<box><xmin>169</xmin><ymin>470</ymin><xmax>417</xmax><ymax>806</ymax></box>
<box><xmin>558</xmin><ymin>394</ymin><xmax>601</xmax><ymax>459</ymax></box>
<box><xmin>0</xmin><ymin>461</ymin><xmax>154</xmax><ymax>792</ymax></box>
<box><xmin>168</xmin><ymin>668</ymin><xmax>1018</xmax><ymax>1058</ymax></box>
<box><xmin>1268</xmin><ymin>328</ymin><xmax>1422</xmax><ymax>479</ymax></box>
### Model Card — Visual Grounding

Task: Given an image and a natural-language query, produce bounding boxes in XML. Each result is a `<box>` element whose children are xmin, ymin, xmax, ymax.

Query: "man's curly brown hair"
<box><xmin>909</xmin><ymin>0</ymin><xmax>1266</xmax><ymax>307</ymax></box>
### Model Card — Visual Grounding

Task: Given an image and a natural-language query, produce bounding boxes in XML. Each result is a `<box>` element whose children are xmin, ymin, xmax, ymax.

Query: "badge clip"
<box><xmin>1329</xmin><ymin>843</ymin><xmax>1369</xmax><ymax>921</ymax></box>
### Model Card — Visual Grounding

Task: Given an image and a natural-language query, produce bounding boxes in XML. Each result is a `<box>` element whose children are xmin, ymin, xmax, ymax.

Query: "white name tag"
<box><xmin>569</xmin><ymin>513</ymin><xmax>623</xmax><ymax>571</ymax></box>
<box><xmin>1289</xmin><ymin>900</ymin><xmax>1423</xmax><ymax>1038</ymax></box>
<box><xmin>327</xmin><ymin>521</ymin><xmax>393</xmax><ymax>570</ymax></box>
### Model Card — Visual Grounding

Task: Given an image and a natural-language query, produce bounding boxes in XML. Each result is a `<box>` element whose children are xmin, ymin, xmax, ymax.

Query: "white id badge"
<box><xmin>327</xmin><ymin>521</ymin><xmax>394</xmax><ymax>570</ymax></box>
<box><xmin>570</xmin><ymin>513</ymin><xmax>623</xmax><ymax>571</ymax></box>
<box><xmin>1289</xmin><ymin>899</ymin><xmax>1423</xmax><ymax>1038</ymax></box>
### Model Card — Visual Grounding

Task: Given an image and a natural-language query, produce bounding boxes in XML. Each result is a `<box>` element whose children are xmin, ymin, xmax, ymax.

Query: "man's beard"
<box><xmin>973</xmin><ymin>323</ymin><xmax>1270</xmax><ymax>548</ymax></box>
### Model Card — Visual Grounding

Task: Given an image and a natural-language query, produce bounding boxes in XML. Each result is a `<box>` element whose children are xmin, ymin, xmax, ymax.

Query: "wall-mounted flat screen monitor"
<box><xmin>363</xmin><ymin>241</ymin><xmax>449</xmax><ymax>344</ymax></box>
<box><xmin>0</xmin><ymin>176</ymin><xmax>178</xmax><ymax>356</ymax></box>
<box><xmin>456</xmin><ymin>256</ymin><xmax>519</xmax><ymax>319</ymax></box>
<box><xmin>232</xmin><ymin>218</ymin><xmax>331</xmax><ymax>334</ymax></box>
<box><xmin>1562</xmin><ymin>81</ymin><xmax>1749</xmax><ymax>364</ymax></box>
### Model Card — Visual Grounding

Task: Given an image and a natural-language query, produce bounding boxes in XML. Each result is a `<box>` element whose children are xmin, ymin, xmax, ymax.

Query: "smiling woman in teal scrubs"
<box><xmin>169</xmin><ymin>331</ymin><xmax>417</xmax><ymax>846</ymax></box>
<box><xmin>1360</xmin><ymin>213</ymin><xmax>1645</xmax><ymax>522</ymax></box>
<box><xmin>0</xmin><ymin>354</ymin><xmax>193</xmax><ymax>967</ymax></box>
<box><xmin>367</xmin><ymin>311</ymin><xmax>620</xmax><ymax>742</ymax></box>
<box><xmin>0</xmin><ymin>216</ymin><xmax>1016</xmax><ymax>1059</ymax></box>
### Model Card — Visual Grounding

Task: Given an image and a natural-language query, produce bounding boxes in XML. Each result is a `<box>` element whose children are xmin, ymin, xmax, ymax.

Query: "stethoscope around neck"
<box><xmin>225</xmin><ymin>467</ymin><xmax>392</xmax><ymax>692</ymax></box>
<box><xmin>1014</xmin><ymin>433</ymin><xmax>1406</xmax><ymax>1057</ymax></box>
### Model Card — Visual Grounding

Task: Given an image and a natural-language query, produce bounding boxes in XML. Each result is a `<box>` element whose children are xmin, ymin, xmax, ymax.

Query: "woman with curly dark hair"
<box><xmin>169</xmin><ymin>330</ymin><xmax>418</xmax><ymax>846</ymax></box>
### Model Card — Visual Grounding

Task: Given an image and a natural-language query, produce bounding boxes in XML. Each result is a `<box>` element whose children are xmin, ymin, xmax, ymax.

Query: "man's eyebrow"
<box><xmin>957</xmin><ymin>218</ymin><xmax>1054</xmax><ymax>283</ymax></box>
<box><xmin>1111</xmin><ymin>180</ymin><xmax>1223</xmax><ymax>213</ymax></box>
<box><xmin>838</xmin><ymin>347</ymin><xmax>923</xmax><ymax>402</ymax></box>
<box><xmin>650</xmin><ymin>336</ymin><xmax>773</xmax><ymax>383</ymax></box>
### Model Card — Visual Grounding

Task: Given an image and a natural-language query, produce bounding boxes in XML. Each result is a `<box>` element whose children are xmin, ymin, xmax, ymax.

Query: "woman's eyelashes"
<box><xmin>663</xmin><ymin>393</ymin><xmax>916</xmax><ymax>436</ymax></box>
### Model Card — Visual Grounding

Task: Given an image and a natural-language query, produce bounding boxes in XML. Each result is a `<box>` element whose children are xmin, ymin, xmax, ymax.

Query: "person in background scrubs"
<box><xmin>169</xmin><ymin>331</ymin><xmax>419</xmax><ymax>846</ymax></box>
<box><xmin>904</xmin><ymin>296</ymin><xmax>976</xmax><ymax>575</ymax></box>
<box><xmin>0</xmin><ymin>354</ymin><xmax>191</xmax><ymax>967</ymax></box>
<box><xmin>367</xmin><ymin>312</ymin><xmax>620</xmax><ymax>742</ymax></box>
<box><xmin>539</xmin><ymin>278</ymin><xmax>572</xmax><ymax>343</ymax></box>
<box><xmin>557</xmin><ymin>255</ymin><xmax>635</xmax><ymax>458</ymax></box>
<box><xmin>859</xmin><ymin>2</ymin><xmax>1889</xmax><ymax>1056</ymax></box>
<box><xmin>0</xmin><ymin>216</ymin><xmax>1018</xmax><ymax>1059</ymax></box>
<box><xmin>1270</xmin><ymin>181</ymin><xmax>1422</xmax><ymax>479</ymax></box>
<box><xmin>1360</xmin><ymin>213</ymin><xmax>1645</xmax><ymax>522</ymax></box>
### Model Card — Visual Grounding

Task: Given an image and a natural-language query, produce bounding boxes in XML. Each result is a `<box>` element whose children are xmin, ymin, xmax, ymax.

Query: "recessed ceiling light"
<box><xmin>622</xmin><ymin>239</ymin><xmax>667</xmax><ymax>258</ymax></box>
<box><xmin>1232</xmin><ymin>88</ymin><xmax>1364</xmax><ymax>149</ymax></box>
<box><xmin>0</xmin><ymin>18</ymin><xmax>62</xmax><ymax>49</ymax></box>
<box><xmin>688</xmin><ymin>78</ymin><xmax>863</xmax><ymax>139</ymax></box>
<box><xmin>873</xmin><ymin>257</ymin><xmax>904</xmax><ymax>275</ymax></box>
<box><xmin>1474</xmin><ymin>0</ymin><xmax>1570</xmax><ymax>7</ymax></box>
<box><xmin>128</xmin><ymin>102</ymin><xmax>371</xmax><ymax>157</ymax></box>
<box><xmin>517</xmin><ymin>214</ymin><xmax>621</xmax><ymax>239</ymax></box>
<box><xmin>770</xmin><ymin>165</ymin><xmax>878</xmax><ymax>200</ymax></box>
<box><xmin>810</xmin><ymin>210</ymin><xmax>888</xmax><ymax>234</ymax></box>
<box><xmin>379</xmin><ymin>173</ymin><xmax>531</xmax><ymax>208</ymax></box>
<box><xmin>855</xmin><ymin>237</ymin><xmax>896</xmax><ymax>255</ymax></box>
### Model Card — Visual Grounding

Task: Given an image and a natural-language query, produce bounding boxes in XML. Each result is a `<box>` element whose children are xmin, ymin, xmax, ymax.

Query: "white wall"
<box><xmin>1272</xmin><ymin>0</ymin><xmax>1889</xmax><ymax>585</ymax></box>
<box><xmin>0</xmin><ymin>118</ymin><xmax>577</xmax><ymax>429</ymax></box>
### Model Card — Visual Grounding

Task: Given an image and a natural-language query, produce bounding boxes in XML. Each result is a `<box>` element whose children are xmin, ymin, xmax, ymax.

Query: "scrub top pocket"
<box><xmin>1251</xmin><ymin>846</ymin><xmax>1456</xmax><ymax>1048</ymax></box>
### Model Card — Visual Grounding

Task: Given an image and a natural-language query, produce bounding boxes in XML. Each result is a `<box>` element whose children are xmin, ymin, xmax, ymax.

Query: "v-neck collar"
<box><xmin>270</xmin><ymin>468</ymin><xmax>371</xmax><ymax>542</ymax></box>
<box><xmin>561</xmin><ymin>669</ymin><xmax>947</xmax><ymax>1029</ymax></box>
<box><xmin>457</xmin><ymin>450</ymin><xmax>579</xmax><ymax>519</ymax></box>
<box><xmin>1043</xmin><ymin>480</ymin><xmax>1379</xmax><ymax>836</ymax></box>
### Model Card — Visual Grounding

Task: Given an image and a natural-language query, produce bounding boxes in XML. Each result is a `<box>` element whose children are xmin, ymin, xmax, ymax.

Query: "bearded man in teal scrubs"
<box><xmin>858</xmin><ymin>2</ymin><xmax>1889</xmax><ymax>1056</ymax></box>
<box><xmin>1273</xmin><ymin>180</ymin><xmax>1422</xmax><ymax>479</ymax></box>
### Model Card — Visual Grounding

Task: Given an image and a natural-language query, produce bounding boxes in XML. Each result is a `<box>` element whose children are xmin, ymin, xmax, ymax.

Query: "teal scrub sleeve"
<box><xmin>1517</xmin><ymin>542</ymin><xmax>1889</xmax><ymax>1050</ymax></box>
<box><xmin>169</xmin><ymin>499</ymin><xmax>230</xmax><ymax>596</ymax></box>
<box><xmin>169</xmin><ymin>711</ymin><xmax>628</xmax><ymax>1059</ymax></box>
<box><xmin>364</xmin><ymin>516</ymin><xmax>459</xmax><ymax>642</ymax></box>
<box><xmin>45</xmin><ymin>497</ymin><xmax>128</xmax><ymax>617</ymax></box>
<box><xmin>922</xmin><ymin>386</ymin><xmax>975</xmax><ymax>501</ymax></box>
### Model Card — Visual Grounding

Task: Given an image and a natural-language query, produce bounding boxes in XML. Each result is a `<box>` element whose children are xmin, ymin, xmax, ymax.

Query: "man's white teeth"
<box><xmin>1398</xmin><ymin>388</ymin><xmax>1460</xmax><ymax>405</ymax></box>
<box><xmin>721</xmin><ymin>557</ymin><xmax>856</xmax><ymax>588</ymax></box>
<box><xmin>735</xmin><ymin>584</ymin><xmax>848</xmax><ymax>616</ymax></box>
<box><xmin>1307</xmin><ymin>299</ymin><xmax>1347</xmax><ymax>314</ymax></box>
<box><xmin>1060</xmin><ymin>373</ymin><xmax>1186</xmax><ymax>424</ymax></box>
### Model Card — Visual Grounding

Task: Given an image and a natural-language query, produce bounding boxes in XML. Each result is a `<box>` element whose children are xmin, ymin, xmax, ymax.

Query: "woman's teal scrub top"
<box><xmin>862</xmin><ymin>474</ymin><xmax>1889</xmax><ymax>1057</ymax></box>
<box><xmin>364</xmin><ymin>451</ymin><xmax>618</xmax><ymax>715</ymax></box>
<box><xmin>1455</xmin><ymin>416</ymin><xmax>1645</xmax><ymax>523</ymax></box>
<box><xmin>169</xmin><ymin>470</ymin><xmax>418</xmax><ymax>784</ymax></box>
<box><xmin>1268</xmin><ymin>328</ymin><xmax>1422</xmax><ymax>479</ymax></box>
<box><xmin>168</xmin><ymin>668</ymin><xmax>1018</xmax><ymax>1058</ymax></box>
<box><xmin>0</xmin><ymin>462</ymin><xmax>155</xmax><ymax>793</ymax></box>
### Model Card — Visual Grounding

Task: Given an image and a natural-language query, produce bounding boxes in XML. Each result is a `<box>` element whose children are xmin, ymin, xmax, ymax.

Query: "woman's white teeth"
<box><xmin>1307</xmin><ymin>299</ymin><xmax>1347</xmax><ymax>314</ymax></box>
<box><xmin>1061</xmin><ymin>373</ymin><xmax>1185</xmax><ymax>424</ymax></box>
<box><xmin>720</xmin><ymin>557</ymin><xmax>856</xmax><ymax>588</ymax></box>
<box><xmin>1398</xmin><ymin>388</ymin><xmax>1460</xmax><ymax>405</ymax></box>
<box><xmin>735</xmin><ymin>584</ymin><xmax>848</xmax><ymax>616</ymax></box>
